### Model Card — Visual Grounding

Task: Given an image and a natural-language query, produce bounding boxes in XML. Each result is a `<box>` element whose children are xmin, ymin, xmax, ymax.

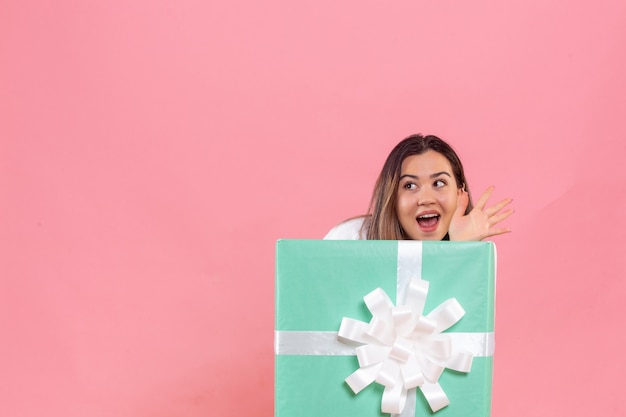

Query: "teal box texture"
<box><xmin>275</xmin><ymin>240</ymin><xmax>496</xmax><ymax>417</ymax></box>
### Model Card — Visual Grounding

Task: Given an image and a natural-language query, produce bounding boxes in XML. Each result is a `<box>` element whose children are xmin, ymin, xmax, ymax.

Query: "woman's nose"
<box><xmin>417</xmin><ymin>187</ymin><xmax>435</xmax><ymax>205</ymax></box>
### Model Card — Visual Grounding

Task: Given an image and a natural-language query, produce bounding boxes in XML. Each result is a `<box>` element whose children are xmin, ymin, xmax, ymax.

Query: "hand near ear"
<box><xmin>448</xmin><ymin>186</ymin><xmax>514</xmax><ymax>241</ymax></box>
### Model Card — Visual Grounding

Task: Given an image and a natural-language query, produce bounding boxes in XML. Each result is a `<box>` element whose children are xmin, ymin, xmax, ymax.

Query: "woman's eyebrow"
<box><xmin>399</xmin><ymin>172</ymin><xmax>451</xmax><ymax>180</ymax></box>
<box><xmin>430</xmin><ymin>171</ymin><xmax>452</xmax><ymax>178</ymax></box>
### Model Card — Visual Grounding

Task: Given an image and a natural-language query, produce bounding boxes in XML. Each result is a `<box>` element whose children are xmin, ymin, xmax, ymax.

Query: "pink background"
<box><xmin>2</xmin><ymin>1</ymin><xmax>626</xmax><ymax>416</ymax></box>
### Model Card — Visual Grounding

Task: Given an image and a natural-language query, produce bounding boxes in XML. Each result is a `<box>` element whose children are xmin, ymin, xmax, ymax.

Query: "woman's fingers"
<box><xmin>488</xmin><ymin>208</ymin><xmax>515</xmax><ymax>227</ymax></box>
<box><xmin>474</xmin><ymin>185</ymin><xmax>495</xmax><ymax>210</ymax></box>
<box><xmin>471</xmin><ymin>186</ymin><xmax>514</xmax><ymax>238</ymax></box>
<box><xmin>485</xmin><ymin>226</ymin><xmax>512</xmax><ymax>238</ymax></box>
<box><xmin>485</xmin><ymin>197</ymin><xmax>513</xmax><ymax>218</ymax></box>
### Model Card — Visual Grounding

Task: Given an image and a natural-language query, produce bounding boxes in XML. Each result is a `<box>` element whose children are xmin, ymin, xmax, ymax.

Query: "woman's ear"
<box><xmin>457</xmin><ymin>182</ymin><xmax>466</xmax><ymax>196</ymax></box>
<box><xmin>455</xmin><ymin>188</ymin><xmax>470</xmax><ymax>217</ymax></box>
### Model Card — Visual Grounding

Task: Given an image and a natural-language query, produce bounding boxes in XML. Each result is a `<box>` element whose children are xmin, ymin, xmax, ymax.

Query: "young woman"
<box><xmin>324</xmin><ymin>134</ymin><xmax>514</xmax><ymax>241</ymax></box>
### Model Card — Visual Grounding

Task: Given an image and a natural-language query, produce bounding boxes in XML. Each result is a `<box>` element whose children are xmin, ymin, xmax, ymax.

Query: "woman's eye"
<box><xmin>404</xmin><ymin>182</ymin><xmax>417</xmax><ymax>190</ymax></box>
<box><xmin>434</xmin><ymin>179</ymin><xmax>446</xmax><ymax>188</ymax></box>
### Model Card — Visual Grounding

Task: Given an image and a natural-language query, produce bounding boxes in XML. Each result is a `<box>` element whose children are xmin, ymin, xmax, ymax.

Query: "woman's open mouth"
<box><xmin>416</xmin><ymin>213</ymin><xmax>440</xmax><ymax>232</ymax></box>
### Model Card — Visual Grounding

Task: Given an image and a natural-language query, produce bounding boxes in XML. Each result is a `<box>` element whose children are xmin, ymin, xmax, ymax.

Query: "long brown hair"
<box><xmin>363</xmin><ymin>134</ymin><xmax>473</xmax><ymax>240</ymax></box>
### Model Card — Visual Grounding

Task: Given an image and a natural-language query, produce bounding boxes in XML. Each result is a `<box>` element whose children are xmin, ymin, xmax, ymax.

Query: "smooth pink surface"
<box><xmin>2</xmin><ymin>1</ymin><xmax>626</xmax><ymax>416</ymax></box>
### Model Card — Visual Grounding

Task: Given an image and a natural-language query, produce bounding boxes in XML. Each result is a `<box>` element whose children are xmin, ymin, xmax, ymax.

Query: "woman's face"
<box><xmin>396</xmin><ymin>150</ymin><xmax>462</xmax><ymax>240</ymax></box>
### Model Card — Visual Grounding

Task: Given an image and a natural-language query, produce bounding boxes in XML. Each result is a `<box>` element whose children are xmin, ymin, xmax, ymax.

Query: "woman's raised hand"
<box><xmin>448</xmin><ymin>186</ymin><xmax>514</xmax><ymax>241</ymax></box>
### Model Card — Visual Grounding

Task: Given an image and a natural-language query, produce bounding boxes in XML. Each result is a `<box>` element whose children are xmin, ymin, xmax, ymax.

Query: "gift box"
<box><xmin>275</xmin><ymin>240</ymin><xmax>496</xmax><ymax>417</ymax></box>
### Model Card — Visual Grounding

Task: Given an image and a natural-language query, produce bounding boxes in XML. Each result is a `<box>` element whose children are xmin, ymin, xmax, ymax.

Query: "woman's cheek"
<box><xmin>443</xmin><ymin>192</ymin><xmax>458</xmax><ymax>213</ymax></box>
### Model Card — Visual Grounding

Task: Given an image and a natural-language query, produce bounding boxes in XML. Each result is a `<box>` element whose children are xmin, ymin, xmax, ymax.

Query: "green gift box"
<box><xmin>275</xmin><ymin>240</ymin><xmax>496</xmax><ymax>417</ymax></box>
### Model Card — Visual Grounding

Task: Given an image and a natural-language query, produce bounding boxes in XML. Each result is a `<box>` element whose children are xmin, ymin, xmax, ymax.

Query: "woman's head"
<box><xmin>365</xmin><ymin>134</ymin><xmax>473</xmax><ymax>240</ymax></box>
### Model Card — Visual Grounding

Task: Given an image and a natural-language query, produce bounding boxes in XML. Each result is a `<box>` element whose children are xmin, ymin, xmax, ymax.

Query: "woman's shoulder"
<box><xmin>323</xmin><ymin>217</ymin><xmax>367</xmax><ymax>240</ymax></box>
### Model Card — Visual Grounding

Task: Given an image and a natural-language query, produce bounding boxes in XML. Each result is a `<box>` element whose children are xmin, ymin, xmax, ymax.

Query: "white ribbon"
<box><xmin>336</xmin><ymin>240</ymin><xmax>478</xmax><ymax>415</ymax></box>
<box><xmin>275</xmin><ymin>330</ymin><xmax>494</xmax><ymax>357</ymax></box>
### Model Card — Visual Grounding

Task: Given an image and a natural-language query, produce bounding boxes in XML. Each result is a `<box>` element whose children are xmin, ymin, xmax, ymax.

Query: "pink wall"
<box><xmin>2</xmin><ymin>1</ymin><xmax>626</xmax><ymax>416</ymax></box>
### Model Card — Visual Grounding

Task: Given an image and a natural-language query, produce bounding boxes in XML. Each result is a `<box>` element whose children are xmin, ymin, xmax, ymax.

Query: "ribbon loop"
<box><xmin>356</xmin><ymin>344</ymin><xmax>391</xmax><ymax>367</ymax></box>
<box><xmin>427</xmin><ymin>298</ymin><xmax>465</xmax><ymax>333</ymax></box>
<box><xmin>389</xmin><ymin>338</ymin><xmax>412</xmax><ymax>362</ymax></box>
<box><xmin>400</xmin><ymin>356</ymin><xmax>424</xmax><ymax>389</ymax></box>
<box><xmin>382</xmin><ymin>383</ymin><xmax>407</xmax><ymax>415</ymax></box>
<box><xmin>364</xmin><ymin>288</ymin><xmax>394</xmax><ymax>318</ymax></box>
<box><xmin>376</xmin><ymin>360</ymin><xmax>401</xmax><ymax>387</ymax></box>
<box><xmin>421</xmin><ymin>335</ymin><xmax>452</xmax><ymax>360</ymax></box>
<box><xmin>446</xmin><ymin>351</ymin><xmax>474</xmax><ymax>373</ymax></box>
<box><xmin>404</xmin><ymin>278</ymin><xmax>429</xmax><ymax>316</ymax></box>
<box><xmin>338</xmin><ymin>317</ymin><xmax>370</xmax><ymax>344</ymax></box>
<box><xmin>392</xmin><ymin>306</ymin><xmax>414</xmax><ymax>336</ymax></box>
<box><xmin>345</xmin><ymin>363</ymin><xmax>382</xmax><ymax>393</ymax></box>
<box><xmin>420</xmin><ymin>382</ymin><xmax>450</xmax><ymax>412</ymax></box>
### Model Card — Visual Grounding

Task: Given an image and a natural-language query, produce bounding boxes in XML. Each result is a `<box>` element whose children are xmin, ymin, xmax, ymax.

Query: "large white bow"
<box><xmin>337</xmin><ymin>278</ymin><xmax>473</xmax><ymax>415</ymax></box>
